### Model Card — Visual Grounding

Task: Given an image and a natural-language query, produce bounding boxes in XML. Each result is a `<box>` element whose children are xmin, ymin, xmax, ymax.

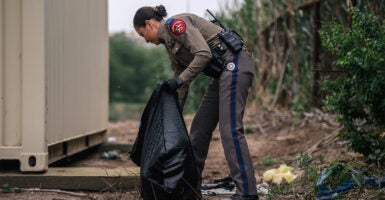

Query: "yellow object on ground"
<box><xmin>263</xmin><ymin>164</ymin><xmax>297</xmax><ymax>184</ymax></box>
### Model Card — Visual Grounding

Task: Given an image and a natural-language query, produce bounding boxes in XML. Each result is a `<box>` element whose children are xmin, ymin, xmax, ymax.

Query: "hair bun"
<box><xmin>154</xmin><ymin>5</ymin><xmax>167</xmax><ymax>17</ymax></box>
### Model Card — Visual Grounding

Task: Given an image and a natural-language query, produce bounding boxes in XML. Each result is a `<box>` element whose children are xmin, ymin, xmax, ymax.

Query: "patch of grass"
<box><xmin>294</xmin><ymin>153</ymin><xmax>320</xmax><ymax>194</ymax></box>
<box><xmin>1</xmin><ymin>183</ymin><xmax>11</xmax><ymax>193</ymax></box>
<box><xmin>318</xmin><ymin>154</ymin><xmax>325</xmax><ymax>163</ymax></box>
<box><xmin>244</xmin><ymin>125</ymin><xmax>253</xmax><ymax>134</ymax></box>
<box><xmin>266</xmin><ymin>183</ymin><xmax>292</xmax><ymax>199</ymax></box>
<box><xmin>260</xmin><ymin>157</ymin><xmax>277</xmax><ymax>166</ymax></box>
<box><xmin>1</xmin><ymin>184</ymin><xmax>26</xmax><ymax>194</ymax></box>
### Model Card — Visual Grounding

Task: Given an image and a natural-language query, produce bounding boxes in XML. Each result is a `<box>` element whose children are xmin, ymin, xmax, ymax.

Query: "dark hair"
<box><xmin>133</xmin><ymin>5</ymin><xmax>167</xmax><ymax>28</ymax></box>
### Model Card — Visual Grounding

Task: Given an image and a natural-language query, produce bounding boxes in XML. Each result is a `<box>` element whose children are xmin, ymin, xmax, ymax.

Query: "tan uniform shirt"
<box><xmin>158</xmin><ymin>13</ymin><xmax>223</xmax><ymax>105</ymax></box>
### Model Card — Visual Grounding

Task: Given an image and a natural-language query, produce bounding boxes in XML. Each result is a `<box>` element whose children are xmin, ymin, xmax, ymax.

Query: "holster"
<box><xmin>202</xmin><ymin>43</ymin><xmax>226</xmax><ymax>79</ymax></box>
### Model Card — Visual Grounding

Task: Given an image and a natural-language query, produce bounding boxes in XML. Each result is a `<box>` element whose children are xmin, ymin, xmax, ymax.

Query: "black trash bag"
<box><xmin>130</xmin><ymin>82</ymin><xmax>199</xmax><ymax>200</ymax></box>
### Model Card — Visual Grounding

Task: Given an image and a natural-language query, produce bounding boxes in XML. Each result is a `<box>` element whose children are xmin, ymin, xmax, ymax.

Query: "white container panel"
<box><xmin>45</xmin><ymin>0</ymin><xmax>108</xmax><ymax>146</ymax></box>
<box><xmin>0</xmin><ymin>0</ymin><xmax>108</xmax><ymax>172</ymax></box>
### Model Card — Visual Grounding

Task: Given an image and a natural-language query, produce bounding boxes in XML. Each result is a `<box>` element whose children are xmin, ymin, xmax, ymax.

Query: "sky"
<box><xmin>108</xmin><ymin>0</ymin><xmax>233</xmax><ymax>33</ymax></box>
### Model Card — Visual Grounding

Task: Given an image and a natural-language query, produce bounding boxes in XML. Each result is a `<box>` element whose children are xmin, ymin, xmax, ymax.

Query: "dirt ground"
<box><xmin>1</xmin><ymin>107</ymin><xmax>358</xmax><ymax>200</ymax></box>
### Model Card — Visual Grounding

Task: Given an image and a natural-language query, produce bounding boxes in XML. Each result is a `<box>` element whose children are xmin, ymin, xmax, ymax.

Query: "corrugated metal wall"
<box><xmin>45</xmin><ymin>0</ymin><xmax>108</xmax><ymax>146</ymax></box>
<box><xmin>0</xmin><ymin>0</ymin><xmax>108</xmax><ymax>171</ymax></box>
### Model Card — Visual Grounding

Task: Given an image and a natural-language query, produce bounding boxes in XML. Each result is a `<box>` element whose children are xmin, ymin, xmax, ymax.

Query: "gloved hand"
<box><xmin>164</xmin><ymin>78</ymin><xmax>183</xmax><ymax>91</ymax></box>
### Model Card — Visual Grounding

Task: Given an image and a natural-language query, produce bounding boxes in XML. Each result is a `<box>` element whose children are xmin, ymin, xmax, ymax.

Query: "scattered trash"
<box><xmin>202</xmin><ymin>180</ymin><xmax>235</xmax><ymax>191</ymax></box>
<box><xmin>107</xmin><ymin>137</ymin><xmax>117</xmax><ymax>142</ymax></box>
<box><xmin>257</xmin><ymin>182</ymin><xmax>270</xmax><ymax>195</ymax></box>
<box><xmin>100</xmin><ymin>150</ymin><xmax>121</xmax><ymax>160</ymax></box>
<box><xmin>201</xmin><ymin>176</ymin><xmax>269</xmax><ymax>196</ymax></box>
<box><xmin>202</xmin><ymin>187</ymin><xmax>236</xmax><ymax>196</ymax></box>
<box><xmin>202</xmin><ymin>176</ymin><xmax>235</xmax><ymax>196</ymax></box>
<box><xmin>263</xmin><ymin>164</ymin><xmax>297</xmax><ymax>184</ymax></box>
<box><xmin>316</xmin><ymin>162</ymin><xmax>385</xmax><ymax>200</ymax></box>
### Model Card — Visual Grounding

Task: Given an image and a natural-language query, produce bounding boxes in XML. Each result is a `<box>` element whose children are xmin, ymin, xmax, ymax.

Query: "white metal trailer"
<box><xmin>0</xmin><ymin>0</ymin><xmax>109</xmax><ymax>172</ymax></box>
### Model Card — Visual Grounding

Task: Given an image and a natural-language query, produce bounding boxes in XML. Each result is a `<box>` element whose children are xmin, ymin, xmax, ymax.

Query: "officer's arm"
<box><xmin>172</xmin><ymin>68</ymin><xmax>189</xmax><ymax>108</ymax></box>
<box><xmin>173</xmin><ymin>20</ymin><xmax>212</xmax><ymax>84</ymax></box>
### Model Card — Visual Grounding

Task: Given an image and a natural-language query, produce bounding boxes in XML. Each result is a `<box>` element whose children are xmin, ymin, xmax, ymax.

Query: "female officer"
<box><xmin>133</xmin><ymin>5</ymin><xmax>259</xmax><ymax>200</ymax></box>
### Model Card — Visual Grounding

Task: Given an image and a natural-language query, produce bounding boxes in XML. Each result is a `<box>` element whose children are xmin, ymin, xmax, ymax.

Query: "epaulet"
<box><xmin>165</xmin><ymin>18</ymin><xmax>174</xmax><ymax>25</ymax></box>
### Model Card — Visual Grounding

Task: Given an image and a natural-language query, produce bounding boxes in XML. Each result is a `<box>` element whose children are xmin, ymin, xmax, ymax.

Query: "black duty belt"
<box><xmin>202</xmin><ymin>40</ymin><xmax>227</xmax><ymax>79</ymax></box>
<box><xmin>203</xmin><ymin>30</ymin><xmax>244</xmax><ymax>79</ymax></box>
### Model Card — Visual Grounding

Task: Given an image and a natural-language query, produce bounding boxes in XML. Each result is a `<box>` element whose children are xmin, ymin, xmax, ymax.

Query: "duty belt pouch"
<box><xmin>218</xmin><ymin>30</ymin><xmax>244</xmax><ymax>53</ymax></box>
<box><xmin>202</xmin><ymin>29</ymin><xmax>244</xmax><ymax>79</ymax></box>
<box><xmin>202</xmin><ymin>48</ymin><xmax>225</xmax><ymax>79</ymax></box>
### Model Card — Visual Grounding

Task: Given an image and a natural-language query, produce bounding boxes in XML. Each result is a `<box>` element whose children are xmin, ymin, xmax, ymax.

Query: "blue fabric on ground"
<box><xmin>362</xmin><ymin>177</ymin><xmax>385</xmax><ymax>189</ymax></box>
<box><xmin>316</xmin><ymin>166</ymin><xmax>385</xmax><ymax>200</ymax></box>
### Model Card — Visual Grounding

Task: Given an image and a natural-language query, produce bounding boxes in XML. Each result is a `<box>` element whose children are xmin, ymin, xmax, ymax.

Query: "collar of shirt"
<box><xmin>158</xmin><ymin>19</ymin><xmax>177</xmax><ymax>48</ymax></box>
<box><xmin>158</xmin><ymin>19</ymin><xmax>167</xmax><ymax>44</ymax></box>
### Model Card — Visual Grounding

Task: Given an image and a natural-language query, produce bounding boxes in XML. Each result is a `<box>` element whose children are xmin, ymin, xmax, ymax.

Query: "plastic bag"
<box><xmin>263</xmin><ymin>164</ymin><xmax>297</xmax><ymax>184</ymax></box>
<box><xmin>130</xmin><ymin>82</ymin><xmax>199</xmax><ymax>200</ymax></box>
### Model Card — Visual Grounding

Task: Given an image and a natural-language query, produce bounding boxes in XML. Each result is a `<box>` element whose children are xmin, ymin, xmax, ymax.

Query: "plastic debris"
<box><xmin>316</xmin><ymin>162</ymin><xmax>385</xmax><ymax>200</ymax></box>
<box><xmin>100</xmin><ymin>150</ymin><xmax>121</xmax><ymax>160</ymax></box>
<box><xmin>202</xmin><ymin>176</ymin><xmax>235</xmax><ymax>196</ymax></box>
<box><xmin>263</xmin><ymin>164</ymin><xmax>297</xmax><ymax>184</ymax></box>
<box><xmin>107</xmin><ymin>137</ymin><xmax>117</xmax><ymax>142</ymax></box>
<box><xmin>201</xmin><ymin>176</ymin><xmax>269</xmax><ymax>196</ymax></box>
<box><xmin>202</xmin><ymin>187</ymin><xmax>236</xmax><ymax>196</ymax></box>
<box><xmin>257</xmin><ymin>182</ymin><xmax>270</xmax><ymax>195</ymax></box>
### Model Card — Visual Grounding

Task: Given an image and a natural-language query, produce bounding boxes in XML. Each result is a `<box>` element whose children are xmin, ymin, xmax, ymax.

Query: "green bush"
<box><xmin>109</xmin><ymin>32</ymin><xmax>172</xmax><ymax>103</ymax></box>
<box><xmin>320</xmin><ymin>8</ymin><xmax>385</xmax><ymax>162</ymax></box>
<box><xmin>109</xmin><ymin>33</ymin><xmax>212</xmax><ymax>115</ymax></box>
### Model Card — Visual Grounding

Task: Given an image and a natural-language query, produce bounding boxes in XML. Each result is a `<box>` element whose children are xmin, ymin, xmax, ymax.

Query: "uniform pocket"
<box><xmin>172</xmin><ymin>42</ymin><xmax>193</xmax><ymax>66</ymax></box>
<box><xmin>171</xmin><ymin>42</ymin><xmax>182</xmax><ymax>54</ymax></box>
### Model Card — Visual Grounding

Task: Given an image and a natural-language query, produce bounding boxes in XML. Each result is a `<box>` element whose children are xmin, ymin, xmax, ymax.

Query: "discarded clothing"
<box><xmin>316</xmin><ymin>163</ymin><xmax>385</xmax><ymax>200</ymax></box>
<box><xmin>202</xmin><ymin>176</ymin><xmax>236</xmax><ymax>196</ymax></box>
<box><xmin>201</xmin><ymin>176</ymin><xmax>269</xmax><ymax>196</ymax></box>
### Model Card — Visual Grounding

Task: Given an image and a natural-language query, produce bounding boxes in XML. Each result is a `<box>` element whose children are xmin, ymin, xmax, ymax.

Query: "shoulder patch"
<box><xmin>170</xmin><ymin>19</ymin><xmax>186</xmax><ymax>36</ymax></box>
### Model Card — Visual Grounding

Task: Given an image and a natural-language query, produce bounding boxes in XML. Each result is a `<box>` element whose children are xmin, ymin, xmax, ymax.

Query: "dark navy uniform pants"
<box><xmin>189</xmin><ymin>48</ymin><xmax>258</xmax><ymax>196</ymax></box>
